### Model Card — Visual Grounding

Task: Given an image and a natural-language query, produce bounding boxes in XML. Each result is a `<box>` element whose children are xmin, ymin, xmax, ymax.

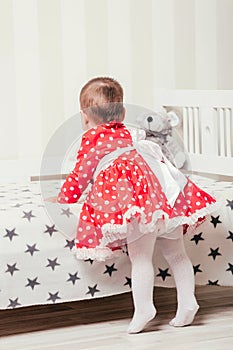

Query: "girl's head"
<box><xmin>79</xmin><ymin>77</ymin><xmax>125</xmax><ymax>130</ymax></box>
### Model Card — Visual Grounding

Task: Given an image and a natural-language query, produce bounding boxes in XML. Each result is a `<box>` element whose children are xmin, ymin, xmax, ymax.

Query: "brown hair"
<box><xmin>79</xmin><ymin>77</ymin><xmax>124</xmax><ymax>123</ymax></box>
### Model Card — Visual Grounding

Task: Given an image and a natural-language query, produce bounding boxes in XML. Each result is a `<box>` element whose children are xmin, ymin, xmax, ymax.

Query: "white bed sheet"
<box><xmin>0</xmin><ymin>174</ymin><xmax>232</xmax><ymax>309</ymax></box>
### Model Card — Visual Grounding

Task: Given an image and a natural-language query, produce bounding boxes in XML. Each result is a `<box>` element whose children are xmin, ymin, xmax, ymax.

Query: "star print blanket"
<box><xmin>0</xmin><ymin>174</ymin><xmax>232</xmax><ymax>309</ymax></box>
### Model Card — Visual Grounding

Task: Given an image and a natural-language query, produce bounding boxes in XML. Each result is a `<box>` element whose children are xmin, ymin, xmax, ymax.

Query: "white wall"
<box><xmin>0</xmin><ymin>0</ymin><xmax>233</xmax><ymax>161</ymax></box>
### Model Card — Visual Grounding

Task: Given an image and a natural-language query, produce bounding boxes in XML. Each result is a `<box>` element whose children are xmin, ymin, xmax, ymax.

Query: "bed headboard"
<box><xmin>153</xmin><ymin>89</ymin><xmax>233</xmax><ymax>177</ymax></box>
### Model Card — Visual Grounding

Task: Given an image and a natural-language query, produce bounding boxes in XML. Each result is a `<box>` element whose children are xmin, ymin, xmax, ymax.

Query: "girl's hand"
<box><xmin>45</xmin><ymin>196</ymin><xmax>58</xmax><ymax>203</ymax></box>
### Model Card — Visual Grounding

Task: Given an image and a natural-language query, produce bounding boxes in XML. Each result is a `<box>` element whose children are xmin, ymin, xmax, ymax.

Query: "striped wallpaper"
<box><xmin>0</xmin><ymin>0</ymin><xmax>233</xmax><ymax>161</ymax></box>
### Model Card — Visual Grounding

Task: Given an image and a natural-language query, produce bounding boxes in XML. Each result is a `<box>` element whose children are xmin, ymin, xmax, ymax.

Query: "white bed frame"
<box><xmin>152</xmin><ymin>90</ymin><xmax>233</xmax><ymax>178</ymax></box>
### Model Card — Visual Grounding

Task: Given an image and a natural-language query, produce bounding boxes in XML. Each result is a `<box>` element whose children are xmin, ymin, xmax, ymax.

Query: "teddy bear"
<box><xmin>135</xmin><ymin>107</ymin><xmax>186</xmax><ymax>168</ymax></box>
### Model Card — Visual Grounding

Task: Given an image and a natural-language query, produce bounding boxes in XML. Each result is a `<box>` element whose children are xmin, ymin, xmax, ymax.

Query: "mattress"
<box><xmin>0</xmin><ymin>174</ymin><xmax>232</xmax><ymax>309</ymax></box>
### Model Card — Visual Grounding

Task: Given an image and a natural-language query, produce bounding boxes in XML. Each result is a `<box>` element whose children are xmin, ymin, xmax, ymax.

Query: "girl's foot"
<box><xmin>169</xmin><ymin>303</ymin><xmax>199</xmax><ymax>327</ymax></box>
<box><xmin>127</xmin><ymin>306</ymin><xmax>157</xmax><ymax>334</ymax></box>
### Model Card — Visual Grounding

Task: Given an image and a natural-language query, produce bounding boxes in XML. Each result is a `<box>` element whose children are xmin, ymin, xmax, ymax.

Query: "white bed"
<box><xmin>1</xmin><ymin>90</ymin><xmax>232</xmax><ymax>310</ymax></box>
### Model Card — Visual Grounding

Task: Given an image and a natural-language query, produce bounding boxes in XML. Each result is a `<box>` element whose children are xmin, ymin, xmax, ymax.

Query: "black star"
<box><xmin>84</xmin><ymin>258</ymin><xmax>94</xmax><ymax>265</ymax></box>
<box><xmin>25</xmin><ymin>243</ymin><xmax>40</xmax><ymax>256</ymax></box>
<box><xmin>67</xmin><ymin>272</ymin><xmax>80</xmax><ymax>285</ymax></box>
<box><xmin>210</xmin><ymin>215</ymin><xmax>222</xmax><ymax>228</ymax></box>
<box><xmin>64</xmin><ymin>239</ymin><xmax>75</xmax><ymax>250</ymax></box>
<box><xmin>25</xmin><ymin>277</ymin><xmax>40</xmax><ymax>290</ymax></box>
<box><xmin>22</xmin><ymin>210</ymin><xmax>35</xmax><ymax>222</ymax></box>
<box><xmin>191</xmin><ymin>232</ymin><xmax>204</xmax><ymax>245</ymax></box>
<box><xmin>5</xmin><ymin>263</ymin><xmax>20</xmax><ymax>276</ymax></box>
<box><xmin>226</xmin><ymin>231</ymin><xmax>233</xmax><ymax>242</ymax></box>
<box><xmin>226</xmin><ymin>199</ymin><xmax>233</xmax><ymax>210</ymax></box>
<box><xmin>4</xmin><ymin>228</ymin><xmax>18</xmax><ymax>241</ymax></box>
<box><xmin>226</xmin><ymin>263</ymin><xmax>233</xmax><ymax>275</ymax></box>
<box><xmin>124</xmin><ymin>277</ymin><xmax>132</xmax><ymax>288</ymax></box>
<box><xmin>61</xmin><ymin>208</ymin><xmax>73</xmax><ymax>218</ymax></box>
<box><xmin>86</xmin><ymin>284</ymin><xmax>100</xmax><ymax>297</ymax></box>
<box><xmin>47</xmin><ymin>292</ymin><xmax>61</xmax><ymax>303</ymax></box>
<box><xmin>156</xmin><ymin>268</ymin><xmax>171</xmax><ymax>281</ymax></box>
<box><xmin>44</xmin><ymin>224</ymin><xmax>58</xmax><ymax>237</ymax></box>
<box><xmin>208</xmin><ymin>247</ymin><xmax>222</xmax><ymax>260</ymax></box>
<box><xmin>208</xmin><ymin>280</ymin><xmax>219</xmax><ymax>286</ymax></box>
<box><xmin>104</xmin><ymin>264</ymin><xmax>118</xmax><ymax>277</ymax></box>
<box><xmin>46</xmin><ymin>258</ymin><xmax>60</xmax><ymax>270</ymax></box>
<box><xmin>193</xmin><ymin>264</ymin><xmax>202</xmax><ymax>275</ymax></box>
<box><xmin>122</xmin><ymin>245</ymin><xmax>128</xmax><ymax>255</ymax></box>
<box><xmin>8</xmin><ymin>298</ymin><xmax>21</xmax><ymax>308</ymax></box>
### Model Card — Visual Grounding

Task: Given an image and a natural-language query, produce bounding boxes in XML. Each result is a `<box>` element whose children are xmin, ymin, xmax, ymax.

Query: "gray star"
<box><xmin>86</xmin><ymin>284</ymin><xmax>100</xmax><ymax>297</ymax></box>
<box><xmin>191</xmin><ymin>232</ymin><xmax>204</xmax><ymax>245</ymax></box>
<box><xmin>25</xmin><ymin>277</ymin><xmax>40</xmax><ymax>290</ymax></box>
<box><xmin>61</xmin><ymin>208</ymin><xmax>73</xmax><ymax>218</ymax></box>
<box><xmin>4</xmin><ymin>228</ymin><xmax>18</xmax><ymax>241</ymax></box>
<box><xmin>208</xmin><ymin>247</ymin><xmax>222</xmax><ymax>260</ymax></box>
<box><xmin>124</xmin><ymin>277</ymin><xmax>132</xmax><ymax>288</ymax></box>
<box><xmin>5</xmin><ymin>263</ymin><xmax>20</xmax><ymax>276</ymax></box>
<box><xmin>208</xmin><ymin>280</ymin><xmax>219</xmax><ymax>286</ymax></box>
<box><xmin>84</xmin><ymin>258</ymin><xmax>94</xmax><ymax>265</ymax></box>
<box><xmin>226</xmin><ymin>263</ymin><xmax>233</xmax><ymax>275</ymax></box>
<box><xmin>47</xmin><ymin>292</ymin><xmax>61</xmax><ymax>303</ymax></box>
<box><xmin>25</xmin><ymin>244</ymin><xmax>40</xmax><ymax>256</ymax></box>
<box><xmin>227</xmin><ymin>231</ymin><xmax>233</xmax><ymax>242</ymax></box>
<box><xmin>156</xmin><ymin>268</ymin><xmax>172</xmax><ymax>281</ymax></box>
<box><xmin>22</xmin><ymin>210</ymin><xmax>36</xmax><ymax>222</ymax></box>
<box><xmin>44</xmin><ymin>224</ymin><xmax>58</xmax><ymax>237</ymax></box>
<box><xmin>193</xmin><ymin>264</ymin><xmax>202</xmax><ymax>275</ymax></box>
<box><xmin>12</xmin><ymin>203</ymin><xmax>23</xmax><ymax>208</ymax></box>
<box><xmin>104</xmin><ymin>263</ymin><xmax>118</xmax><ymax>277</ymax></box>
<box><xmin>64</xmin><ymin>239</ymin><xmax>75</xmax><ymax>250</ymax></box>
<box><xmin>226</xmin><ymin>199</ymin><xmax>233</xmax><ymax>210</ymax></box>
<box><xmin>67</xmin><ymin>272</ymin><xmax>80</xmax><ymax>285</ymax></box>
<box><xmin>8</xmin><ymin>298</ymin><xmax>21</xmax><ymax>308</ymax></box>
<box><xmin>46</xmin><ymin>258</ymin><xmax>60</xmax><ymax>270</ymax></box>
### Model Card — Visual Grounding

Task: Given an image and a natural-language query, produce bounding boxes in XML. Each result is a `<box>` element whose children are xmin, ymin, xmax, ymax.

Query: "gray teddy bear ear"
<box><xmin>167</xmin><ymin>111</ymin><xmax>180</xmax><ymax>127</ymax></box>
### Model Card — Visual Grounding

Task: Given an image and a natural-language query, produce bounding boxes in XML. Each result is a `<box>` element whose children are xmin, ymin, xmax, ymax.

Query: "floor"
<box><xmin>0</xmin><ymin>286</ymin><xmax>233</xmax><ymax>350</ymax></box>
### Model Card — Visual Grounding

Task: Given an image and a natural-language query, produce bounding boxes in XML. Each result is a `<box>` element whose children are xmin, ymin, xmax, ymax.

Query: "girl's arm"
<box><xmin>57</xmin><ymin>131</ymin><xmax>99</xmax><ymax>203</ymax></box>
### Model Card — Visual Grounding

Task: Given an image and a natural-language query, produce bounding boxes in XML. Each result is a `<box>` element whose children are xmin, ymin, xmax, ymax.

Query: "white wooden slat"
<box><xmin>37</xmin><ymin>0</ymin><xmax>64</xmax><ymax>150</ymax></box>
<box><xmin>84</xmin><ymin>0</ymin><xmax>108</xmax><ymax>78</ymax></box>
<box><xmin>12</xmin><ymin>0</ymin><xmax>42</xmax><ymax>159</ymax></box>
<box><xmin>188</xmin><ymin>107</ymin><xmax>194</xmax><ymax>154</ymax></box>
<box><xmin>154</xmin><ymin>89</ymin><xmax>233</xmax><ymax>109</ymax></box>
<box><xmin>194</xmin><ymin>107</ymin><xmax>200</xmax><ymax>154</ymax></box>
<box><xmin>182</xmin><ymin>107</ymin><xmax>189</xmax><ymax>153</ymax></box>
<box><xmin>60</xmin><ymin>0</ymin><xmax>87</xmax><ymax>121</ymax></box>
<box><xmin>0</xmin><ymin>0</ymin><xmax>18</xmax><ymax>160</ymax></box>
<box><xmin>195</xmin><ymin>0</ymin><xmax>217</xmax><ymax>89</ymax></box>
<box><xmin>130</xmin><ymin>0</ymin><xmax>154</xmax><ymax>108</ymax></box>
<box><xmin>219</xmin><ymin>108</ymin><xmax>225</xmax><ymax>157</ymax></box>
<box><xmin>107</xmin><ymin>0</ymin><xmax>132</xmax><ymax>103</ymax></box>
<box><xmin>151</xmin><ymin>0</ymin><xmax>175</xmax><ymax>90</ymax></box>
<box><xmin>225</xmin><ymin>108</ymin><xmax>232</xmax><ymax>157</ymax></box>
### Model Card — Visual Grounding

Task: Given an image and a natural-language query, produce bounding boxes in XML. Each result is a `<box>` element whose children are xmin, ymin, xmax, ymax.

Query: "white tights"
<box><xmin>127</xmin><ymin>222</ymin><xmax>199</xmax><ymax>334</ymax></box>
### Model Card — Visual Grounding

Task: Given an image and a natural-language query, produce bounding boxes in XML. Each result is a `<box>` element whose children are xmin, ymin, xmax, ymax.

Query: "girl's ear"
<box><xmin>80</xmin><ymin>110</ymin><xmax>90</xmax><ymax>130</ymax></box>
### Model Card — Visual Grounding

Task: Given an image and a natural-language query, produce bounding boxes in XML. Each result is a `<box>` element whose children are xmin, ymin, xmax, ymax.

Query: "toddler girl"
<box><xmin>54</xmin><ymin>77</ymin><xmax>217</xmax><ymax>333</ymax></box>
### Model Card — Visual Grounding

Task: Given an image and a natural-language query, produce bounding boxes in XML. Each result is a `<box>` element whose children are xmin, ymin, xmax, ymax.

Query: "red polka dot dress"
<box><xmin>58</xmin><ymin>122</ymin><xmax>217</xmax><ymax>261</ymax></box>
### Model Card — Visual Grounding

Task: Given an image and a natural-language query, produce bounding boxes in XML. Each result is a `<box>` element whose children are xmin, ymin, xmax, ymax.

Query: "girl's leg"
<box><xmin>157</xmin><ymin>229</ymin><xmax>199</xmax><ymax>327</ymax></box>
<box><xmin>127</xmin><ymin>225</ymin><xmax>157</xmax><ymax>334</ymax></box>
